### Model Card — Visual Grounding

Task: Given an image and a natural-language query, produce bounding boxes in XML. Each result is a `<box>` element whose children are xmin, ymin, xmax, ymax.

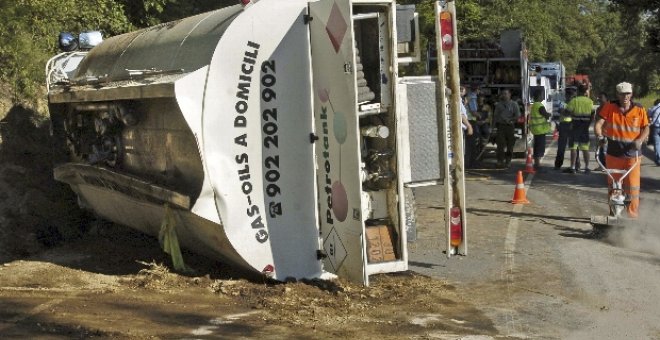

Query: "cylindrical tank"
<box><xmin>74</xmin><ymin>6</ymin><xmax>242</xmax><ymax>83</ymax></box>
<box><xmin>48</xmin><ymin>1</ymin><xmax>324</xmax><ymax>280</ymax></box>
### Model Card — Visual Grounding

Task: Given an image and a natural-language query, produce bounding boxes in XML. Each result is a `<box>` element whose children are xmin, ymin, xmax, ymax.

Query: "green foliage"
<box><xmin>404</xmin><ymin>0</ymin><xmax>657</xmax><ymax>97</ymax></box>
<box><xmin>115</xmin><ymin>0</ymin><xmax>237</xmax><ymax>28</ymax></box>
<box><xmin>0</xmin><ymin>0</ymin><xmax>241</xmax><ymax>103</ymax></box>
<box><xmin>454</xmin><ymin>0</ymin><xmax>610</xmax><ymax>73</ymax></box>
<box><xmin>637</xmin><ymin>94</ymin><xmax>659</xmax><ymax>109</ymax></box>
<box><xmin>0</xmin><ymin>0</ymin><xmax>657</xmax><ymax>102</ymax></box>
<box><xmin>579</xmin><ymin>3</ymin><xmax>659</xmax><ymax>96</ymax></box>
<box><xmin>0</xmin><ymin>0</ymin><xmax>134</xmax><ymax>102</ymax></box>
<box><xmin>114</xmin><ymin>0</ymin><xmax>175</xmax><ymax>27</ymax></box>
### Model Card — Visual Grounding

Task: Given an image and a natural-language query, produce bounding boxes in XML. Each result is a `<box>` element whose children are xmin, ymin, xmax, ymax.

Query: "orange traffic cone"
<box><xmin>524</xmin><ymin>148</ymin><xmax>536</xmax><ymax>174</ymax></box>
<box><xmin>552</xmin><ymin>129</ymin><xmax>559</xmax><ymax>141</ymax></box>
<box><xmin>511</xmin><ymin>170</ymin><xmax>530</xmax><ymax>204</ymax></box>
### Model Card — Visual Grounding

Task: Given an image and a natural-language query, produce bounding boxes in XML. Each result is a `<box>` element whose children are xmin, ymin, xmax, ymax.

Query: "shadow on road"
<box><xmin>554</xmin><ymin>225</ymin><xmax>597</xmax><ymax>240</ymax></box>
<box><xmin>467</xmin><ymin>207</ymin><xmax>590</xmax><ymax>225</ymax></box>
<box><xmin>474</xmin><ymin>135</ymin><xmax>660</xmax><ymax>194</ymax></box>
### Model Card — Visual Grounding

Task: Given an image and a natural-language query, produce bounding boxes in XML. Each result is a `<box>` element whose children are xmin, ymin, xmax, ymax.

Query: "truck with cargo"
<box><xmin>45</xmin><ymin>0</ymin><xmax>467</xmax><ymax>285</ymax></box>
<box><xmin>457</xmin><ymin>30</ymin><xmax>531</xmax><ymax>154</ymax></box>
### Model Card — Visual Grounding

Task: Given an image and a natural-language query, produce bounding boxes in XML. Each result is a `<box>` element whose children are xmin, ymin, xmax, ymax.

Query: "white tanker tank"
<box><xmin>46</xmin><ymin>0</ymin><xmax>430</xmax><ymax>285</ymax></box>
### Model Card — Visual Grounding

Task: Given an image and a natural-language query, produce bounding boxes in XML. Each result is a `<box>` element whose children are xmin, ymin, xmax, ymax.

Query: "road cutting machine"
<box><xmin>46</xmin><ymin>0</ymin><xmax>467</xmax><ymax>285</ymax></box>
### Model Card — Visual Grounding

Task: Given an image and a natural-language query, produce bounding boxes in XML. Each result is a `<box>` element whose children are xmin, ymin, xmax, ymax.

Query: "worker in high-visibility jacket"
<box><xmin>563</xmin><ymin>84</ymin><xmax>594</xmax><ymax>174</ymax></box>
<box><xmin>529</xmin><ymin>91</ymin><xmax>552</xmax><ymax>170</ymax></box>
<box><xmin>554</xmin><ymin>89</ymin><xmax>577</xmax><ymax>170</ymax></box>
<box><xmin>594</xmin><ymin>82</ymin><xmax>650</xmax><ymax>218</ymax></box>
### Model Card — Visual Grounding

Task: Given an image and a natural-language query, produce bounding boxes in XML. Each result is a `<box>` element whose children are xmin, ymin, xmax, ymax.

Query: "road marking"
<box><xmin>503</xmin><ymin>170</ymin><xmax>536</xmax><ymax>336</ymax></box>
<box><xmin>503</xmin><ymin>202</ymin><xmax>523</xmax><ymax>336</ymax></box>
<box><xmin>501</xmin><ymin>140</ymin><xmax>550</xmax><ymax>337</ymax></box>
<box><xmin>501</xmin><ymin>135</ymin><xmax>559</xmax><ymax>336</ymax></box>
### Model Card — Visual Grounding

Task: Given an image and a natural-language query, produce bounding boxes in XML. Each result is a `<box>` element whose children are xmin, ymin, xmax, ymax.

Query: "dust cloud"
<box><xmin>606</xmin><ymin>198</ymin><xmax>660</xmax><ymax>256</ymax></box>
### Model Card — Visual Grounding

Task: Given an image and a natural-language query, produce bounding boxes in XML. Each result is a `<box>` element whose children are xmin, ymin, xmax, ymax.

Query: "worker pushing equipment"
<box><xmin>590</xmin><ymin>144</ymin><xmax>639</xmax><ymax>228</ymax></box>
<box><xmin>591</xmin><ymin>81</ymin><xmax>649</xmax><ymax>230</ymax></box>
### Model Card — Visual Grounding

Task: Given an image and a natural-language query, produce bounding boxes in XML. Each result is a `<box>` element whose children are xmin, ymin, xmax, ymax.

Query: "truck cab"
<box><xmin>529</xmin><ymin>74</ymin><xmax>553</xmax><ymax>115</ymax></box>
<box><xmin>530</xmin><ymin>61</ymin><xmax>565</xmax><ymax>119</ymax></box>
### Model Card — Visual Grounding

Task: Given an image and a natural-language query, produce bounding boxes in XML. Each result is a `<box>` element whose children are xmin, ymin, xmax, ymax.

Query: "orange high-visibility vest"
<box><xmin>599</xmin><ymin>102</ymin><xmax>648</xmax><ymax>157</ymax></box>
<box><xmin>599</xmin><ymin>102</ymin><xmax>647</xmax><ymax>217</ymax></box>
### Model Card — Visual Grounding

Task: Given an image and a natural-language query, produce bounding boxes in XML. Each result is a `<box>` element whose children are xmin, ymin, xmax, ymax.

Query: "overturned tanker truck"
<box><xmin>46</xmin><ymin>0</ymin><xmax>467</xmax><ymax>285</ymax></box>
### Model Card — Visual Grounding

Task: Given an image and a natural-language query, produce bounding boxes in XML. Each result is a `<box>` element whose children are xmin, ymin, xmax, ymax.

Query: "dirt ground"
<box><xmin>0</xmin><ymin>231</ymin><xmax>496</xmax><ymax>339</ymax></box>
<box><xmin>0</xmin><ymin>104</ymin><xmax>499</xmax><ymax>339</ymax></box>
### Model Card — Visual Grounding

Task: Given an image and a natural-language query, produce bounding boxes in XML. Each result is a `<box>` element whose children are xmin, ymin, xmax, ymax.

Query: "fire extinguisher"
<box><xmin>450</xmin><ymin>207</ymin><xmax>463</xmax><ymax>247</ymax></box>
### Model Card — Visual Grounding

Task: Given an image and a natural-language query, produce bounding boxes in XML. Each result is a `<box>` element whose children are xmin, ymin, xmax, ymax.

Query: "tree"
<box><xmin>0</xmin><ymin>0</ymin><xmax>133</xmax><ymax>103</ymax></box>
<box><xmin>0</xmin><ymin>0</ymin><xmax>656</xmax><ymax>104</ymax></box>
<box><xmin>611</xmin><ymin>0</ymin><xmax>660</xmax><ymax>44</ymax></box>
<box><xmin>0</xmin><ymin>0</ymin><xmax>239</xmax><ymax>104</ymax></box>
<box><xmin>606</xmin><ymin>0</ymin><xmax>660</xmax><ymax>94</ymax></box>
<box><xmin>115</xmin><ymin>0</ymin><xmax>237</xmax><ymax>28</ymax></box>
<box><xmin>409</xmin><ymin>1</ymin><xmax>609</xmax><ymax>71</ymax></box>
<box><xmin>397</xmin><ymin>0</ymin><xmax>656</xmax><ymax>96</ymax></box>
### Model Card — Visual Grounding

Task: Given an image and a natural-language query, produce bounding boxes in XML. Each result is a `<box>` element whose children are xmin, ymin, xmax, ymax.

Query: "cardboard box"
<box><xmin>365</xmin><ymin>225</ymin><xmax>396</xmax><ymax>263</ymax></box>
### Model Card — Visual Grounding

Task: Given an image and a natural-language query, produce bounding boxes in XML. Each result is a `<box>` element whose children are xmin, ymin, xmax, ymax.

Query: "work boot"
<box><xmin>554</xmin><ymin>160</ymin><xmax>562</xmax><ymax>170</ymax></box>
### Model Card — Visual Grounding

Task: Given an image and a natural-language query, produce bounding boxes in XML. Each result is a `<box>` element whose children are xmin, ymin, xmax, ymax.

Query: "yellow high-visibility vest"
<box><xmin>529</xmin><ymin>102</ymin><xmax>551</xmax><ymax>135</ymax></box>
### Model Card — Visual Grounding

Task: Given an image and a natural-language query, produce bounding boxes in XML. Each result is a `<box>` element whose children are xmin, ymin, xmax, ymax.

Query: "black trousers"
<box><xmin>496</xmin><ymin>123</ymin><xmax>515</xmax><ymax>163</ymax></box>
<box><xmin>533</xmin><ymin>134</ymin><xmax>546</xmax><ymax>158</ymax></box>
<box><xmin>465</xmin><ymin>120</ymin><xmax>479</xmax><ymax>168</ymax></box>
<box><xmin>554</xmin><ymin>122</ymin><xmax>571</xmax><ymax>168</ymax></box>
<box><xmin>554</xmin><ymin>121</ymin><xmax>580</xmax><ymax>169</ymax></box>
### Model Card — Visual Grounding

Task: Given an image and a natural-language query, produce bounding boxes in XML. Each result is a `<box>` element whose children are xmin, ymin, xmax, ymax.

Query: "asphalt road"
<box><xmin>409</xmin><ymin>138</ymin><xmax>660</xmax><ymax>339</ymax></box>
